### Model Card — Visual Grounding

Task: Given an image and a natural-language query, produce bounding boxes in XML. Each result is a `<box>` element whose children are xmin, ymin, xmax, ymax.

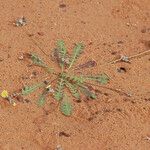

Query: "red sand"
<box><xmin>0</xmin><ymin>0</ymin><xmax>150</xmax><ymax>149</ymax></box>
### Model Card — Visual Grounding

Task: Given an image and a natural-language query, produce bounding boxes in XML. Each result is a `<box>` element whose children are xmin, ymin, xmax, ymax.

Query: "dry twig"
<box><xmin>110</xmin><ymin>49</ymin><xmax>150</xmax><ymax>64</ymax></box>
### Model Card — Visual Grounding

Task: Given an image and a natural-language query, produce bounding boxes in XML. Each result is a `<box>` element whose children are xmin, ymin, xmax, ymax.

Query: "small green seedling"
<box><xmin>21</xmin><ymin>40</ymin><xmax>109</xmax><ymax>116</ymax></box>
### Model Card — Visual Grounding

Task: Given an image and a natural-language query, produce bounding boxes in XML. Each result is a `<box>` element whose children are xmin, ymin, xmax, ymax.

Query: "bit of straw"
<box><xmin>110</xmin><ymin>49</ymin><xmax>150</xmax><ymax>64</ymax></box>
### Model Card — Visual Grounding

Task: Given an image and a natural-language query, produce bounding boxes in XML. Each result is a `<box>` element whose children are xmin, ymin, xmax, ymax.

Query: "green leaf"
<box><xmin>31</xmin><ymin>53</ymin><xmax>47</xmax><ymax>67</ymax></box>
<box><xmin>85</xmin><ymin>73</ymin><xmax>110</xmax><ymax>85</ymax></box>
<box><xmin>60</xmin><ymin>98</ymin><xmax>72</xmax><ymax>116</ymax></box>
<box><xmin>22</xmin><ymin>83</ymin><xmax>44</xmax><ymax>96</ymax></box>
<box><xmin>44</xmin><ymin>67</ymin><xmax>55</xmax><ymax>74</ymax></box>
<box><xmin>90</xmin><ymin>93</ymin><xmax>97</xmax><ymax>99</ymax></box>
<box><xmin>57</xmin><ymin>40</ymin><xmax>67</xmax><ymax>69</ymax></box>
<box><xmin>80</xmin><ymin>87</ymin><xmax>97</xmax><ymax>99</ymax></box>
<box><xmin>65</xmin><ymin>81</ymin><xmax>80</xmax><ymax>99</ymax></box>
<box><xmin>54</xmin><ymin>78</ymin><xmax>65</xmax><ymax>101</ymax></box>
<box><xmin>54</xmin><ymin>91</ymin><xmax>63</xmax><ymax>101</ymax></box>
<box><xmin>98</xmin><ymin>74</ymin><xmax>109</xmax><ymax>84</ymax></box>
<box><xmin>67</xmin><ymin>75</ymin><xmax>85</xmax><ymax>85</ymax></box>
<box><xmin>31</xmin><ymin>53</ymin><xmax>55</xmax><ymax>74</ymax></box>
<box><xmin>68</xmin><ymin>43</ymin><xmax>84</xmax><ymax>69</ymax></box>
<box><xmin>38</xmin><ymin>94</ymin><xmax>46</xmax><ymax>107</ymax></box>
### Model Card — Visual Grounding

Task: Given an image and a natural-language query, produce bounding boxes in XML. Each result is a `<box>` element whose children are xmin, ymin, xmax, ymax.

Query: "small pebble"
<box><xmin>56</xmin><ymin>145</ymin><xmax>63</xmax><ymax>150</ymax></box>
<box><xmin>141</xmin><ymin>28</ymin><xmax>146</xmax><ymax>33</ymax></box>
<box><xmin>116</xmin><ymin>108</ymin><xmax>122</xmax><ymax>112</ymax></box>
<box><xmin>111</xmin><ymin>51</ymin><xmax>117</xmax><ymax>55</ymax></box>
<box><xmin>37</xmin><ymin>32</ymin><xmax>44</xmax><ymax>36</ymax></box>
<box><xmin>117</xmin><ymin>41</ymin><xmax>124</xmax><ymax>44</ymax></box>
<box><xmin>144</xmin><ymin>40</ymin><xmax>150</xmax><ymax>49</ymax></box>
<box><xmin>28</xmin><ymin>33</ymin><xmax>34</xmax><ymax>37</ymax></box>
<box><xmin>117</xmin><ymin>67</ymin><xmax>127</xmax><ymax>73</ymax></box>
<box><xmin>18</xmin><ymin>55</ymin><xmax>24</xmax><ymax>60</ymax></box>
<box><xmin>24</xmin><ymin>99</ymin><xmax>30</xmax><ymax>103</ymax></box>
<box><xmin>59</xmin><ymin>4</ymin><xmax>66</xmax><ymax>8</ymax></box>
<box><xmin>12</xmin><ymin>102</ymin><xmax>17</xmax><ymax>107</ymax></box>
<box><xmin>32</xmin><ymin>71</ymin><xmax>37</xmax><ymax>76</ymax></box>
<box><xmin>0</xmin><ymin>58</ymin><xmax>4</xmax><ymax>62</ymax></box>
<box><xmin>59</xmin><ymin>131</ymin><xmax>70</xmax><ymax>137</ymax></box>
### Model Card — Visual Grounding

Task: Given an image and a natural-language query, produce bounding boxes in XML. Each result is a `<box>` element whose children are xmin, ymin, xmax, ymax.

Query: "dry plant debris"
<box><xmin>1</xmin><ymin>90</ymin><xmax>16</xmax><ymax>106</ymax></box>
<box><xmin>14</xmin><ymin>16</ymin><xmax>27</xmax><ymax>27</ymax></box>
<box><xmin>110</xmin><ymin>49</ymin><xmax>150</xmax><ymax>64</ymax></box>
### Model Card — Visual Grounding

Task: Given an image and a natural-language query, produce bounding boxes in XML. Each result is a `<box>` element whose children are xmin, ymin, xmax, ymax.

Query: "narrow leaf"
<box><xmin>54</xmin><ymin>78</ymin><xmax>65</xmax><ymax>101</ymax></box>
<box><xmin>80</xmin><ymin>87</ymin><xmax>96</xmax><ymax>99</ymax></box>
<box><xmin>22</xmin><ymin>83</ymin><xmax>44</xmax><ymax>96</ymax></box>
<box><xmin>85</xmin><ymin>73</ymin><xmax>110</xmax><ymax>85</ymax></box>
<box><xmin>68</xmin><ymin>43</ymin><xmax>84</xmax><ymax>69</ymax></box>
<box><xmin>31</xmin><ymin>53</ymin><xmax>47</xmax><ymax>67</ymax></box>
<box><xmin>67</xmin><ymin>75</ymin><xmax>85</xmax><ymax>85</ymax></box>
<box><xmin>51</xmin><ymin>48</ymin><xmax>70</xmax><ymax>66</ymax></box>
<box><xmin>97</xmin><ymin>74</ymin><xmax>109</xmax><ymax>84</ymax></box>
<box><xmin>74</xmin><ymin>60</ymin><xmax>97</xmax><ymax>70</ymax></box>
<box><xmin>65</xmin><ymin>81</ymin><xmax>80</xmax><ymax>99</ymax></box>
<box><xmin>38</xmin><ymin>94</ymin><xmax>46</xmax><ymax>107</ymax></box>
<box><xmin>60</xmin><ymin>97</ymin><xmax>72</xmax><ymax>116</ymax></box>
<box><xmin>57</xmin><ymin>40</ymin><xmax>67</xmax><ymax>69</ymax></box>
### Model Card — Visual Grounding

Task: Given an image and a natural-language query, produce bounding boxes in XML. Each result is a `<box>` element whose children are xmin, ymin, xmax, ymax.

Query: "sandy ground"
<box><xmin>0</xmin><ymin>0</ymin><xmax>150</xmax><ymax>149</ymax></box>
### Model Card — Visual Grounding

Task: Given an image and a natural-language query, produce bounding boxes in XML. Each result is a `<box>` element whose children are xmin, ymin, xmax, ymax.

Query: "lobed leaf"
<box><xmin>54</xmin><ymin>78</ymin><xmax>65</xmax><ymax>101</ymax></box>
<box><xmin>85</xmin><ymin>73</ymin><xmax>110</xmax><ymax>85</ymax></box>
<box><xmin>66</xmin><ymin>74</ymin><xmax>85</xmax><ymax>85</ymax></box>
<box><xmin>60</xmin><ymin>96</ymin><xmax>72</xmax><ymax>116</ymax></box>
<box><xmin>22</xmin><ymin>83</ymin><xmax>44</xmax><ymax>96</ymax></box>
<box><xmin>57</xmin><ymin>40</ymin><xmax>67</xmax><ymax>69</ymax></box>
<box><xmin>31</xmin><ymin>53</ymin><xmax>54</xmax><ymax>73</ymax></box>
<box><xmin>31</xmin><ymin>53</ymin><xmax>47</xmax><ymax>67</ymax></box>
<box><xmin>80</xmin><ymin>87</ymin><xmax>96</xmax><ymax>99</ymax></box>
<box><xmin>68</xmin><ymin>43</ymin><xmax>84</xmax><ymax>69</ymax></box>
<box><xmin>37</xmin><ymin>94</ymin><xmax>46</xmax><ymax>107</ymax></box>
<box><xmin>65</xmin><ymin>81</ymin><xmax>80</xmax><ymax>99</ymax></box>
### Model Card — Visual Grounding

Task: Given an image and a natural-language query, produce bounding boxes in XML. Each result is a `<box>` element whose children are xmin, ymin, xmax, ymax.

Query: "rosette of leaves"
<box><xmin>21</xmin><ymin>40</ymin><xmax>109</xmax><ymax>116</ymax></box>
